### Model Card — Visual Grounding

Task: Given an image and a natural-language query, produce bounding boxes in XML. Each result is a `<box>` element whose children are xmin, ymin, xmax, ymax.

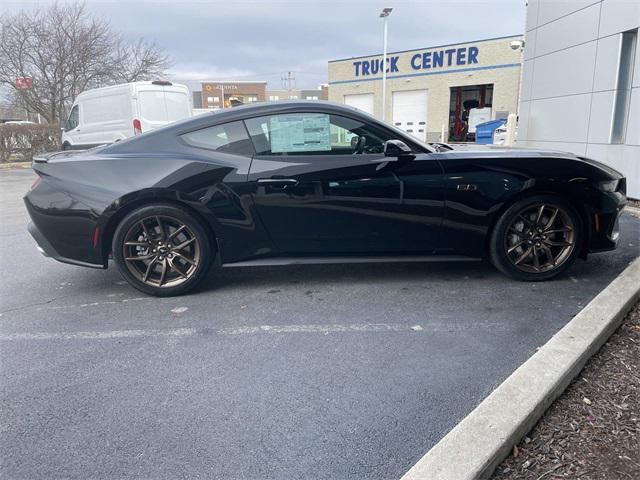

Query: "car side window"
<box><xmin>181</xmin><ymin>121</ymin><xmax>254</xmax><ymax>156</ymax></box>
<box><xmin>66</xmin><ymin>105</ymin><xmax>79</xmax><ymax>131</ymax></box>
<box><xmin>244</xmin><ymin>113</ymin><xmax>393</xmax><ymax>156</ymax></box>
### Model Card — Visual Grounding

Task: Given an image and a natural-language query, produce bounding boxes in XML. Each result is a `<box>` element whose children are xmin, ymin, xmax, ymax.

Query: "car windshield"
<box><xmin>349</xmin><ymin>107</ymin><xmax>436</xmax><ymax>153</ymax></box>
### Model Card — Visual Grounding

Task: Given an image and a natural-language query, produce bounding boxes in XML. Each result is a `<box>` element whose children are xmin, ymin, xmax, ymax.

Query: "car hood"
<box><xmin>435</xmin><ymin>145</ymin><xmax>624</xmax><ymax>178</ymax></box>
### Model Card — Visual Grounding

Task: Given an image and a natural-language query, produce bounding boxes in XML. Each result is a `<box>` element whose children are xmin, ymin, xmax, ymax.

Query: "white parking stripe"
<box><xmin>0</xmin><ymin>328</ymin><xmax>197</xmax><ymax>341</ymax></box>
<box><xmin>0</xmin><ymin>322</ymin><xmax>506</xmax><ymax>341</ymax></box>
<box><xmin>220</xmin><ymin>323</ymin><xmax>415</xmax><ymax>335</ymax></box>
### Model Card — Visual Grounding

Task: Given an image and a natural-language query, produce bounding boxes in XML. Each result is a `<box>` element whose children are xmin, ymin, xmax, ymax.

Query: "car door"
<box><xmin>245</xmin><ymin>111</ymin><xmax>444</xmax><ymax>254</ymax></box>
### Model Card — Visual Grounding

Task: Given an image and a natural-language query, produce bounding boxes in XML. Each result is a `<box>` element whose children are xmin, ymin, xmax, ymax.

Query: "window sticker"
<box><xmin>270</xmin><ymin>114</ymin><xmax>331</xmax><ymax>153</ymax></box>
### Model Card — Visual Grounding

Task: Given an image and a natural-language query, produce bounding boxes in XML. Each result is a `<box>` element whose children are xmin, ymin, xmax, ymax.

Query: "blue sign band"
<box><xmin>328</xmin><ymin>63</ymin><xmax>521</xmax><ymax>85</ymax></box>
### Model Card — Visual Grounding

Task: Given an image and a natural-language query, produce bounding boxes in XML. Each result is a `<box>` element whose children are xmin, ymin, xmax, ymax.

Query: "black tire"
<box><xmin>112</xmin><ymin>204</ymin><xmax>213</xmax><ymax>296</ymax></box>
<box><xmin>62</xmin><ymin>142</ymin><xmax>71</xmax><ymax>151</ymax></box>
<box><xmin>489</xmin><ymin>194</ymin><xmax>583</xmax><ymax>281</ymax></box>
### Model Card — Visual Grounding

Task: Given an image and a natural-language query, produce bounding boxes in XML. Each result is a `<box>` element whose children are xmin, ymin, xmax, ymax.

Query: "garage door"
<box><xmin>344</xmin><ymin>93</ymin><xmax>374</xmax><ymax>115</ymax></box>
<box><xmin>392</xmin><ymin>90</ymin><xmax>428</xmax><ymax>142</ymax></box>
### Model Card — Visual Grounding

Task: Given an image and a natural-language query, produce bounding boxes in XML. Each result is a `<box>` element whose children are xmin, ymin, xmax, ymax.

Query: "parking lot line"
<box><xmin>0</xmin><ymin>328</ymin><xmax>197</xmax><ymax>341</ymax></box>
<box><xmin>0</xmin><ymin>321</ymin><xmax>512</xmax><ymax>341</ymax></box>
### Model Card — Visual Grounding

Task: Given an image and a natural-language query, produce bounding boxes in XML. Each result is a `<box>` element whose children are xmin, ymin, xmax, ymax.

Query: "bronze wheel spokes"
<box><xmin>122</xmin><ymin>215</ymin><xmax>201</xmax><ymax>288</ymax></box>
<box><xmin>504</xmin><ymin>203</ymin><xmax>575</xmax><ymax>274</ymax></box>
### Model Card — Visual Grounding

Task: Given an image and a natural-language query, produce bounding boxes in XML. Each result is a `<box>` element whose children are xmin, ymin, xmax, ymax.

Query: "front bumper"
<box><xmin>587</xmin><ymin>191</ymin><xmax>626</xmax><ymax>253</ymax></box>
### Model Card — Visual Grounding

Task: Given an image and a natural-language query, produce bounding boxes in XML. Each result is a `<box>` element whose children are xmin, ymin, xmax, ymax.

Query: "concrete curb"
<box><xmin>625</xmin><ymin>204</ymin><xmax>640</xmax><ymax>218</ymax></box>
<box><xmin>0</xmin><ymin>162</ymin><xmax>31</xmax><ymax>170</ymax></box>
<box><xmin>401</xmin><ymin>256</ymin><xmax>640</xmax><ymax>480</ymax></box>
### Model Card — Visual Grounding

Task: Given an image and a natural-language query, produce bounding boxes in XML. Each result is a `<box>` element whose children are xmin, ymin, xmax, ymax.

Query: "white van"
<box><xmin>61</xmin><ymin>81</ymin><xmax>192</xmax><ymax>150</ymax></box>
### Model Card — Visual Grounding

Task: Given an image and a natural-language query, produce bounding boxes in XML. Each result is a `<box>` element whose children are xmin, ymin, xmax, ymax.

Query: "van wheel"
<box><xmin>490</xmin><ymin>194</ymin><xmax>582</xmax><ymax>281</ymax></box>
<box><xmin>112</xmin><ymin>204</ymin><xmax>213</xmax><ymax>296</ymax></box>
<box><xmin>62</xmin><ymin>142</ymin><xmax>71</xmax><ymax>151</ymax></box>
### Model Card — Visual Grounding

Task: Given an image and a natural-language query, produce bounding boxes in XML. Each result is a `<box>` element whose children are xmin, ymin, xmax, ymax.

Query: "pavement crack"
<box><xmin>0</xmin><ymin>296</ymin><xmax>68</xmax><ymax>315</ymax></box>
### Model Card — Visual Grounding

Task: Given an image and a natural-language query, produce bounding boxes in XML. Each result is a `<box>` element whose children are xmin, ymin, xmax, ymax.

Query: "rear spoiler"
<box><xmin>32</xmin><ymin>149</ymin><xmax>89</xmax><ymax>164</ymax></box>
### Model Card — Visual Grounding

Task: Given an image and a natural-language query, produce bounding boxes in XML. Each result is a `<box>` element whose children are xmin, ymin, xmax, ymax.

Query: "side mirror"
<box><xmin>383</xmin><ymin>139</ymin><xmax>415</xmax><ymax>160</ymax></box>
<box><xmin>60</xmin><ymin>120</ymin><xmax>67</xmax><ymax>131</ymax></box>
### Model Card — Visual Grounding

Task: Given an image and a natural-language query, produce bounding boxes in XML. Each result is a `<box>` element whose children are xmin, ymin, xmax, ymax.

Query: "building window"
<box><xmin>612</xmin><ymin>29</ymin><xmax>637</xmax><ymax>144</ymax></box>
<box><xmin>207</xmin><ymin>96</ymin><xmax>214</xmax><ymax>103</ymax></box>
<box><xmin>213</xmin><ymin>96</ymin><xmax>219</xmax><ymax>103</ymax></box>
<box><xmin>269</xmin><ymin>95</ymin><xmax>279</xmax><ymax>101</ymax></box>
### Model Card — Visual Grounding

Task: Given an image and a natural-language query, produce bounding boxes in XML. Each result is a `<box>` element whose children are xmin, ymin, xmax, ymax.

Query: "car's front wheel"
<box><xmin>490</xmin><ymin>195</ymin><xmax>582</xmax><ymax>281</ymax></box>
<box><xmin>112</xmin><ymin>204</ymin><xmax>213</xmax><ymax>296</ymax></box>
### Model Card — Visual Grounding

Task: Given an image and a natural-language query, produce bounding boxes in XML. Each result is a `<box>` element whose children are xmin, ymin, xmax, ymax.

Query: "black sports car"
<box><xmin>25</xmin><ymin>101</ymin><xmax>626</xmax><ymax>296</ymax></box>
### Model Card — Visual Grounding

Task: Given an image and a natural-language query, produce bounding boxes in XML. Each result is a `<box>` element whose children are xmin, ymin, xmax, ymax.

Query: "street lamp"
<box><xmin>380</xmin><ymin>7</ymin><xmax>392</xmax><ymax>121</ymax></box>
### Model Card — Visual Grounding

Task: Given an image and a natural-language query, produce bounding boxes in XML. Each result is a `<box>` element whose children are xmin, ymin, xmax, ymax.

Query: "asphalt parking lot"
<box><xmin>1</xmin><ymin>168</ymin><xmax>638</xmax><ymax>480</ymax></box>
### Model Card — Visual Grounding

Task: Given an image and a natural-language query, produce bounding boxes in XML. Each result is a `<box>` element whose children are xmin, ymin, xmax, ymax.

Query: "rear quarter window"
<box><xmin>180</xmin><ymin>121</ymin><xmax>254</xmax><ymax>157</ymax></box>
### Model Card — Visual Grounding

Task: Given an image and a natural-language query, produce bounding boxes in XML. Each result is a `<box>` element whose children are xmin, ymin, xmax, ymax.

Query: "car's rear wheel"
<box><xmin>490</xmin><ymin>195</ymin><xmax>582</xmax><ymax>281</ymax></box>
<box><xmin>112</xmin><ymin>204</ymin><xmax>212</xmax><ymax>296</ymax></box>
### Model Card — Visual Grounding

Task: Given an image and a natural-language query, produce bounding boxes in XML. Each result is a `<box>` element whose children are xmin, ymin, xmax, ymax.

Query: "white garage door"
<box><xmin>344</xmin><ymin>93</ymin><xmax>374</xmax><ymax>115</ymax></box>
<box><xmin>392</xmin><ymin>90</ymin><xmax>428</xmax><ymax>142</ymax></box>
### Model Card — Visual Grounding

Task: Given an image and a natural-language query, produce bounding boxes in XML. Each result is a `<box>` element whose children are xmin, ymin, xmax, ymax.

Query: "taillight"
<box><xmin>133</xmin><ymin>119</ymin><xmax>142</xmax><ymax>135</ymax></box>
<box><xmin>30</xmin><ymin>175</ymin><xmax>42</xmax><ymax>190</ymax></box>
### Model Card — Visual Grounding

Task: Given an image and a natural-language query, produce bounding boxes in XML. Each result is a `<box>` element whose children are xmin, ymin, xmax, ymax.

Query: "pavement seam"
<box><xmin>400</xmin><ymin>256</ymin><xmax>640</xmax><ymax>480</ymax></box>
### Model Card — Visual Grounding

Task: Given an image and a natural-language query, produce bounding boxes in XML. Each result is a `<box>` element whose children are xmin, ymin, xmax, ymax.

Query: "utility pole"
<box><xmin>379</xmin><ymin>8</ymin><xmax>393</xmax><ymax>122</ymax></box>
<box><xmin>281</xmin><ymin>71</ymin><xmax>296</xmax><ymax>93</ymax></box>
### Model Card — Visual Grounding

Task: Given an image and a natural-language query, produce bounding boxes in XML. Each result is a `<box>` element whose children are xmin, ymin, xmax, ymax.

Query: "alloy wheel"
<box><xmin>503</xmin><ymin>203</ymin><xmax>576</xmax><ymax>274</ymax></box>
<box><xmin>122</xmin><ymin>215</ymin><xmax>201</xmax><ymax>288</ymax></box>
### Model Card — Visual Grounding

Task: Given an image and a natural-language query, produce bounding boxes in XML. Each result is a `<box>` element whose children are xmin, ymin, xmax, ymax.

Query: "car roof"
<box><xmin>100</xmin><ymin>100</ymin><xmax>434</xmax><ymax>154</ymax></box>
<box><xmin>114</xmin><ymin>100</ymin><xmax>373</xmax><ymax>137</ymax></box>
<box><xmin>188</xmin><ymin>100</ymin><xmax>366</xmax><ymax>124</ymax></box>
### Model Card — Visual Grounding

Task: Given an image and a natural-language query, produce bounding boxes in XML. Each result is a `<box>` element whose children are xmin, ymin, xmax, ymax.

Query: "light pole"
<box><xmin>380</xmin><ymin>7</ymin><xmax>392</xmax><ymax>121</ymax></box>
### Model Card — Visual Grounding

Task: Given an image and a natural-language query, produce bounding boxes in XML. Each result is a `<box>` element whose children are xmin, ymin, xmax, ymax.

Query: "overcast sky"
<box><xmin>1</xmin><ymin>0</ymin><xmax>526</xmax><ymax>91</ymax></box>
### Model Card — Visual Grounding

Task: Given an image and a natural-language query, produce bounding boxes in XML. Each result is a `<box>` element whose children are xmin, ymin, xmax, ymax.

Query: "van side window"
<box><xmin>66</xmin><ymin>105</ymin><xmax>79</xmax><ymax>131</ymax></box>
<box><xmin>181</xmin><ymin>121</ymin><xmax>254</xmax><ymax>157</ymax></box>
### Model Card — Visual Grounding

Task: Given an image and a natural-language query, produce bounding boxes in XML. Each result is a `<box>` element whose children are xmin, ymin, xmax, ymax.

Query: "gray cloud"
<box><xmin>2</xmin><ymin>0</ymin><xmax>525</xmax><ymax>91</ymax></box>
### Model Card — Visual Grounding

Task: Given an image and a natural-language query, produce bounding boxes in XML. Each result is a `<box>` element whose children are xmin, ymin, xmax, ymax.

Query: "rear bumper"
<box><xmin>27</xmin><ymin>221</ymin><xmax>104</xmax><ymax>269</ymax></box>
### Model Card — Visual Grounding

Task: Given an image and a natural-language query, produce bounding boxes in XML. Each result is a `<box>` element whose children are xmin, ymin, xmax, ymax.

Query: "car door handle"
<box><xmin>257</xmin><ymin>178</ymin><xmax>298</xmax><ymax>186</ymax></box>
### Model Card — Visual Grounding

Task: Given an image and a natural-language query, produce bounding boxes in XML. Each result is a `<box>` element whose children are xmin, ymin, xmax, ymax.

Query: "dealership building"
<box><xmin>518</xmin><ymin>0</ymin><xmax>639</xmax><ymax>198</ymax></box>
<box><xmin>328</xmin><ymin>35</ymin><xmax>523</xmax><ymax>142</ymax></box>
<box><xmin>195</xmin><ymin>81</ymin><xmax>328</xmax><ymax>109</ymax></box>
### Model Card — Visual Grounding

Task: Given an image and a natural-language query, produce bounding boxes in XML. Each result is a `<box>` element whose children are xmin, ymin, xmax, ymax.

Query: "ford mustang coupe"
<box><xmin>25</xmin><ymin>101</ymin><xmax>626</xmax><ymax>296</ymax></box>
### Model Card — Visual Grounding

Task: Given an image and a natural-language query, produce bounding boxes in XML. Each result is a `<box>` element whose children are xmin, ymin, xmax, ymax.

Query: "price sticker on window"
<box><xmin>270</xmin><ymin>114</ymin><xmax>331</xmax><ymax>153</ymax></box>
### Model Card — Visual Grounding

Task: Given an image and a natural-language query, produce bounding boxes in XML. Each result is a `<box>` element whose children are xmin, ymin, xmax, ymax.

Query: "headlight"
<box><xmin>599</xmin><ymin>179</ymin><xmax>619</xmax><ymax>192</ymax></box>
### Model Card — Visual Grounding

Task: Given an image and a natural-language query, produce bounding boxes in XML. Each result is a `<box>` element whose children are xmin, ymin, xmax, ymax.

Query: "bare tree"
<box><xmin>0</xmin><ymin>2</ymin><xmax>172</xmax><ymax>123</ymax></box>
<box><xmin>112</xmin><ymin>38</ymin><xmax>172</xmax><ymax>84</ymax></box>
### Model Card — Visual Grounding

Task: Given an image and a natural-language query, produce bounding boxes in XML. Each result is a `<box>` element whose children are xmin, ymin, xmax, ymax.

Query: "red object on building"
<box><xmin>15</xmin><ymin>77</ymin><xmax>33</xmax><ymax>89</ymax></box>
<box><xmin>453</xmin><ymin>87</ymin><xmax>463</xmax><ymax>138</ymax></box>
